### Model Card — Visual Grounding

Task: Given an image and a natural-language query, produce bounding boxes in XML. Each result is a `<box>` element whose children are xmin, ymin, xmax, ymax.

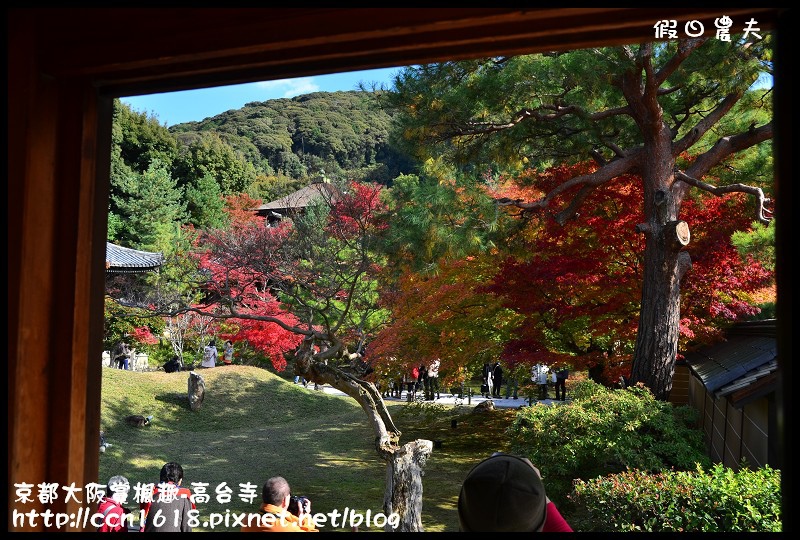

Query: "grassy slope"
<box><xmin>99</xmin><ymin>365</ymin><xmax>517</xmax><ymax>532</ymax></box>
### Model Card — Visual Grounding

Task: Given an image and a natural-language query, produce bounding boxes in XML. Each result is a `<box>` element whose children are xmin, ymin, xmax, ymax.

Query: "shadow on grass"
<box><xmin>99</xmin><ymin>366</ymin><xmax>395</xmax><ymax>531</ymax></box>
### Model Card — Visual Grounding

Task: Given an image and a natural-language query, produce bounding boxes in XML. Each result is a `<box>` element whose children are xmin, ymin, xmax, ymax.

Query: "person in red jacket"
<box><xmin>96</xmin><ymin>475</ymin><xmax>132</xmax><ymax>532</ymax></box>
<box><xmin>457</xmin><ymin>453</ymin><xmax>573</xmax><ymax>532</ymax></box>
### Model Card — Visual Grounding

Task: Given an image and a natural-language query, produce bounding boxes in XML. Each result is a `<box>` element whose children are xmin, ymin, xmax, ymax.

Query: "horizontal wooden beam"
<box><xmin>25</xmin><ymin>8</ymin><xmax>779</xmax><ymax>96</ymax></box>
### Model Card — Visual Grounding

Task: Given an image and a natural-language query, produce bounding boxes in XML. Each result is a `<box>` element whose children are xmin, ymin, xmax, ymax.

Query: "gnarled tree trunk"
<box><xmin>623</xmin><ymin>67</ymin><xmax>693</xmax><ymax>402</ymax></box>
<box><xmin>296</xmin><ymin>346</ymin><xmax>433</xmax><ymax>532</ymax></box>
<box><xmin>382</xmin><ymin>439</ymin><xmax>433</xmax><ymax>532</ymax></box>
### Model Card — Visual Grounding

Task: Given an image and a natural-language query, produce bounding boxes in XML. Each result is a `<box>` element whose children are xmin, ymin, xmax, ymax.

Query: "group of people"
<box><xmin>240</xmin><ymin>452</ymin><xmax>572</xmax><ymax>532</ymax></box>
<box><xmin>381</xmin><ymin>360</ymin><xmax>568</xmax><ymax>403</ymax></box>
<box><xmin>482</xmin><ymin>361</ymin><xmax>571</xmax><ymax>402</ymax></box>
<box><xmin>394</xmin><ymin>359</ymin><xmax>441</xmax><ymax>401</ymax></box>
<box><xmin>200</xmin><ymin>339</ymin><xmax>235</xmax><ymax>369</ymax></box>
<box><xmin>112</xmin><ymin>338</ymin><xmax>236</xmax><ymax>373</ymax></box>
<box><xmin>533</xmin><ymin>364</ymin><xmax>570</xmax><ymax>401</ymax></box>
<box><xmin>98</xmin><ymin>452</ymin><xmax>572</xmax><ymax>532</ymax></box>
<box><xmin>97</xmin><ymin>461</ymin><xmax>196</xmax><ymax>532</ymax></box>
<box><xmin>97</xmin><ymin>462</ymin><xmax>319</xmax><ymax>533</ymax></box>
<box><xmin>381</xmin><ymin>360</ymin><xmax>441</xmax><ymax>401</ymax></box>
<box><xmin>482</xmin><ymin>361</ymin><xmax>505</xmax><ymax>398</ymax></box>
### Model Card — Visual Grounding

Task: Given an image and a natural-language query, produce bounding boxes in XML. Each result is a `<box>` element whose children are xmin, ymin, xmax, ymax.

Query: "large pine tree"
<box><xmin>385</xmin><ymin>36</ymin><xmax>774</xmax><ymax>400</ymax></box>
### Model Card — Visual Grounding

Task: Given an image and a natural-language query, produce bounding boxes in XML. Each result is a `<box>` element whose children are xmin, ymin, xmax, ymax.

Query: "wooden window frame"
<box><xmin>8</xmin><ymin>8</ymin><xmax>790</xmax><ymax>531</ymax></box>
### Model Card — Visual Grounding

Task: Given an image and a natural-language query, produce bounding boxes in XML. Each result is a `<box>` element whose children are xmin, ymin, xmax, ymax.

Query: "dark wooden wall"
<box><xmin>8</xmin><ymin>8</ymin><xmax>790</xmax><ymax>531</ymax></box>
<box><xmin>668</xmin><ymin>363</ymin><xmax>690</xmax><ymax>405</ymax></box>
<box><xmin>689</xmin><ymin>376</ymin><xmax>776</xmax><ymax>470</ymax></box>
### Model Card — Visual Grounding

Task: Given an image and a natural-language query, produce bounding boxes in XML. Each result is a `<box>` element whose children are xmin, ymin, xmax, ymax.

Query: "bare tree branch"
<box><xmin>454</xmin><ymin>104</ymin><xmax>632</xmax><ymax>137</ymax></box>
<box><xmin>675</xmin><ymin>171</ymin><xmax>772</xmax><ymax>224</ymax></box>
<box><xmin>657</xmin><ymin>85</ymin><xmax>682</xmax><ymax>96</ymax></box>
<box><xmin>553</xmin><ymin>184</ymin><xmax>595</xmax><ymax>225</ymax></box>
<box><xmin>589</xmin><ymin>148</ymin><xmax>607</xmax><ymax>166</ymax></box>
<box><xmin>600</xmin><ymin>136</ymin><xmax>627</xmax><ymax>158</ymax></box>
<box><xmin>639</xmin><ymin>43</ymin><xmax>656</xmax><ymax>97</ymax></box>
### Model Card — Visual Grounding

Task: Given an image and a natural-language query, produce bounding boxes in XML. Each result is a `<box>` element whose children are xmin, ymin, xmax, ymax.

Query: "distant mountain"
<box><xmin>169</xmin><ymin>90</ymin><xmax>415</xmax><ymax>185</ymax></box>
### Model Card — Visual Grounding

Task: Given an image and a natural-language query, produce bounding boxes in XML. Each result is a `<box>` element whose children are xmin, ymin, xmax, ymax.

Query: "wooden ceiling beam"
<box><xmin>26</xmin><ymin>8</ymin><xmax>777</xmax><ymax>96</ymax></box>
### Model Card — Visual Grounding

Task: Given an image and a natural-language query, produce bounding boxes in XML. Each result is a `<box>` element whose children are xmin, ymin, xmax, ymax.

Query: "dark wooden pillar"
<box><xmin>8</xmin><ymin>11</ymin><xmax>111</xmax><ymax>531</ymax></box>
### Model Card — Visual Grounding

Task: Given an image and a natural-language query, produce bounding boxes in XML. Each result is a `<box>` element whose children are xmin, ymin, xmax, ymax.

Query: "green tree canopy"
<box><xmin>172</xmin><ymin>131</ymin><xmax>258</xmax><ymax>195</ymax></box>
<box><xmin>113</xmin><ymin>158</ymin><xmax>187</xmax><ymax>251</ymax></box>
<box><xmin>184</xmin><ymin>172</ymin><xmax>228</xmax><ymax>230</ymax></box>
<box><xmin>384</xmin><ymin>35</ymin><xmax>774</xmax><ymax>400</ymax></box>
<box><xmin>113</xmin><ymin>98</ymin><xmax>178</xmax><ymax>174</ymax></box>
<box><xmin>169</xmin><ymin>90</ymin><xmax>413</xmax><ymax>185</ymax></box>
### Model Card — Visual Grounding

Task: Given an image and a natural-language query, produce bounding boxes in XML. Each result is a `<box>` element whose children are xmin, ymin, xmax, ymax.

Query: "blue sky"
<box><xmin>121</xmin><ymin>67</ymin><xmax>403</xmax><ymax>127</ymax></box>
<box><xmin>121</xmin><ymin>65</ymin><xmax>772</xmax><ymax>128</ymax></box>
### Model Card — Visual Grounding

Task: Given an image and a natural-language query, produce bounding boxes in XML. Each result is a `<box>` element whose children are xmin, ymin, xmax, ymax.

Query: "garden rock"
<box><xmin>473</xmin><ymin>400</ymin><xmax>495</xmax><ymax>413</ymax></box>
<box><xmin>189</xmin><ymin>371</ymin><xmax>205</xmax><ymax>411</ymax></box>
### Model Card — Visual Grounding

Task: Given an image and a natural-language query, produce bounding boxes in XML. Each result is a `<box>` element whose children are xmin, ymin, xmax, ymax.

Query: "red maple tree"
<box><xmin>370</xmin><ymin>162</ymin><xmax>773</xmax><ymax>387</ymax></box>
<box><xmin>181</xmin><ymin>181</ymin><xmax>389</xmax><ymax>371</ymax></box>
<box><xmin>486</xmin><ymin>163</ymin><xmax>773</xmax><ymax>385</ymax></box>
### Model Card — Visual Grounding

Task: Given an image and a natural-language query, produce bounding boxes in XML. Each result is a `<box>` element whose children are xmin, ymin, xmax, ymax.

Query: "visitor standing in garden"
<box><xmin>492</xmin><ymin>361</ymin><xmax>504</xmax><ymax>398</ymax></box>
<box><xmin>202</xmin><ymin>340</ymin><xmax>218</xmax><ymax>368</ymax></box>
<box><xmin>417</xmin><ymin>362</ymin><xmax>428</xmax><ymax>399</ymax></box>
<box><xmin>223</xmin><ymin>340</ymin><xmax>234</xmax><ymax>365</ymax></box>
<box><xmin>537</xmin><ymin>365</ymin><xmax>549</xmax><ymax>400</ymax></box>
<box><xmin>555</xmin><ymin>366</ymin><xmax>569</xmax><ymax>401</ymax></box>
<box><xmin>112</xmin><ymin>340</ymin><xmax>131</xmax><ymax>370</ymax></box>
<box><xmin>427</xmin><ymin>358</ymin><xmax>441</xmax><ymax>400</ymax></box>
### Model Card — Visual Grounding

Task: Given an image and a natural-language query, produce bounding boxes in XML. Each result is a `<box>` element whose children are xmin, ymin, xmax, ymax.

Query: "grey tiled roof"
<box><xmin>715</xmin><ymin>359</ymin><xmax>778</xmax><ymax>398</ymax></box>
<box><xmin>254</xmin><ymin>182</ymin><xmax>341</xmax><ymax>215</ymax></box>
<box><xmin>106</xmin><ymin>242</ymin><xmax>164</xmax><ymax>273</ymax></box>
<box><xmin>684</xmin><ymin>320</ymin><xmax>777</xmax><ymax>399</ymax></box>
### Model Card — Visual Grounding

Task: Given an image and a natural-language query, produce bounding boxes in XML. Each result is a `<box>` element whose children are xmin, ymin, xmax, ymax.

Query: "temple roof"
<box><xmin>684</xmin><ymin>320</ymin><xmax>777</xmax><ymax>407</ymax></box>
<box><xmin>254</xmin><ymin>181</ymin><xmax>341</xmax><ymax>217</ymax></box>
<box><xmin>106</xmin><ymin>242</ymin><xmax>164</xmax><ymax>273</ymax></box>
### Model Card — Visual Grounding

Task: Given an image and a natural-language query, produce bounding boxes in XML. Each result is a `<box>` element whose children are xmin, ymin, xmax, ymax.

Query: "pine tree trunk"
<box><xmin>630</xmin><ymin>158</ymin><xmax>692</xmax><ymax>400</ymax></box>
<box><xmin>623</xmin><ymin>68</ymin><xmax>694</xmax><ymax>401</ymax></box>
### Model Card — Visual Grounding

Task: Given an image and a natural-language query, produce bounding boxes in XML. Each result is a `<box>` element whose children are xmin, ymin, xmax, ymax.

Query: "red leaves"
<box><xmin>188</xmin><ymin>181</ymin><xmax>388</xmax><ymax>372</ymax></box>
<box><xmin>485</xmin><ymin>162</ymin><xmax>771</xmax><ymax>382</ymax></box>
<box><xmin>328</xmin><ymin>181</ymin><xmax>387</xmax><ymax>237</ymax></box>
<box><xmin>130</xmin><ymin>326</ymin><xmax>159</xmax><ymax>346</ymax></box>
<box><xmin>372</xmin><ymin>158</ymin><xmax>772</xmax><ymax>388</ymax></box>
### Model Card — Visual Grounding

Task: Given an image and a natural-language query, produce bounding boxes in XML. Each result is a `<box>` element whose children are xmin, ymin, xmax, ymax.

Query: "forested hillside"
<box><xmin>111</xmin><ymin>90</ymin><xmax>416</xmax><ymax>253</ymax></box>
<box><xmin>170</xmin><ymin>90</ymin><xmax>414</xmax><ymax>186</ymax></box>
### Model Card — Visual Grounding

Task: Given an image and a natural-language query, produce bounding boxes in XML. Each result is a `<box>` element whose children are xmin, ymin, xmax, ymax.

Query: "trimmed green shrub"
<box><xmin>570</xmin><ymin>463</ymin><xmax>781</xmax><ymax>532</ymax></box>
<box><xmin>508</xmin><ymin>380</ymin><xmax>710</xmax><ymax>480</ymax></box>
